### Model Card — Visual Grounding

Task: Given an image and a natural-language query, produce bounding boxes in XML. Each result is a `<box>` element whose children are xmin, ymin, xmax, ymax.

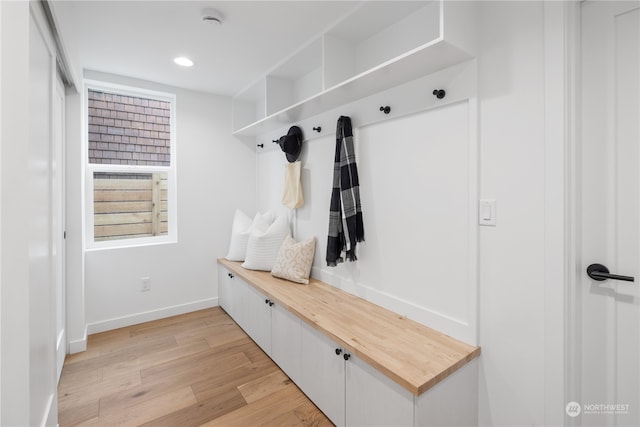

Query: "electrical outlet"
<box><xmin>141</xmin><ymin>277</ymin><xmax>151</xmax><ymax>292</ymax></box>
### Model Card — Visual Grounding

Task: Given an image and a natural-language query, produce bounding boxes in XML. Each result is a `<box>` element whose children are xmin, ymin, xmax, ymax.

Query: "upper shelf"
<box><xmin>232</xmin><ymin>0</ymin><xmax>477</xmax><ymax>137</ymax></box>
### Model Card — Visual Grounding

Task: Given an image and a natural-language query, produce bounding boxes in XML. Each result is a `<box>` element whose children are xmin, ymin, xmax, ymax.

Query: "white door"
<box><xmin>576</xmin><ymin>2</ymin><xmax>639</xmax><ymax>426</ymax></box>
<box><xmin>54</xmin><ymin>77</ymin><xmax>66</xmax><ymax>383</ymax></box>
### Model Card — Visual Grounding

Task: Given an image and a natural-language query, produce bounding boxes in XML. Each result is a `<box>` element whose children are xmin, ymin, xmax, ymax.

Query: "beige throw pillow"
<box><xmin>271</xmin><ymin>236</ymin><xmax>316</xmax><ymax>284</ymax></box>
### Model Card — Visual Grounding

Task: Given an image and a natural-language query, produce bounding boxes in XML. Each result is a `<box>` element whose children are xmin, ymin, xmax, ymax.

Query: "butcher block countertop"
<box><xmin>218</xmin><ymin>258</ymin><xmax>480</xmax><ymax>396</ymax></box>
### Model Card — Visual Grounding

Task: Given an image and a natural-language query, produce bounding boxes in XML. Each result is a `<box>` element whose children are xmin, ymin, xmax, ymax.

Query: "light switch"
<box><xmin>479</xmin><ymin>199</ymin><xmax>496</xmax><ymax>226</ymax></box>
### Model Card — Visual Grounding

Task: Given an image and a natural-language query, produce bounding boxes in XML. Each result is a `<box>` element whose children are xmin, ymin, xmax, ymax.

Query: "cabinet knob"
<box><xmin>343</xmin><ymin>353</ymin><xmax>351</xmax><ymax>361</ymax></box>
<box><xmin>269</xmin><ymin>301</ymin><xmax>274</xmax><ymax>307</ymax></box>
<box><xmin>335</xmin><ymin>348</ymin><xmax>342</xmax><ymax>356</ymax></box>
<box><xmin>265</xmin><ymin>299</ymin><xmax>269</xmax><ymax>304</ymax></box>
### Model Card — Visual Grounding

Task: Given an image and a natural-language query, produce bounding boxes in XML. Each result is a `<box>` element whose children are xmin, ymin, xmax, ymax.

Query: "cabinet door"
<box><xmin>346</xmin><ymin>354</ymin><xmax>414</xmax><ymax>427</ymax></box>
<box><xmin>217</xmin><ymin>267</ymin><xmax>233</xmax><ymax>316</ymax></box>
<box><xmin>271</xmin><ymin>303</ymin><xmax>301</xmax><ymax>384</ymax></box>
<box><xmin>232</xmin><ymin>276</ymin><xmax>249</xmax><ymax>332</ymax></box>
<box><xmin>244</xmin><ymin>285</ymin><xmax>272</xmax><ymax>355</ymax></box>
<box><xmin>300</xmin><ymin>323</ymin><xmax>345</xmax><ymax>426</ymax></box>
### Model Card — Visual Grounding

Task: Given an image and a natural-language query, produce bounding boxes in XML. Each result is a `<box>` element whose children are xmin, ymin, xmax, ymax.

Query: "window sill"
<box><xmin>85</xmin><ymin>236</ymin><xmax>177</xmax><ymax>252</ymax></box>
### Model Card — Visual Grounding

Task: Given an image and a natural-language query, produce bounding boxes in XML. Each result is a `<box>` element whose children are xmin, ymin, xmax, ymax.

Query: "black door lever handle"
<box><xmin>587</xmin><ymin>263</ymin><xmax>635</xmax><ymax>282</ymax></box>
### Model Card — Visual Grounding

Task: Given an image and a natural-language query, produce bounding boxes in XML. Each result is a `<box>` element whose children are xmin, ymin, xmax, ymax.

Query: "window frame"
<box><xmin>84</xmin><ymin>80</ymin><xmax>178</xmax><ymax>250</ymax></box>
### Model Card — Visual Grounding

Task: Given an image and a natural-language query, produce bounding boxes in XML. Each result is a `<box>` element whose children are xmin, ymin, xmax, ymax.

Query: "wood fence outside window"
<box><xmin>94</xmin><ymin>172</ymin><xmax>168</xmax><ymax>241</ymax></box>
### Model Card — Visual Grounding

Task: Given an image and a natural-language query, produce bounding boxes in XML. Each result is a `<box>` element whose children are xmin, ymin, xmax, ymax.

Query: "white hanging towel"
<box><xmin>282</xmin><ymin>161</ymin><xmax>304</xmax><ymax>209</ymax></box>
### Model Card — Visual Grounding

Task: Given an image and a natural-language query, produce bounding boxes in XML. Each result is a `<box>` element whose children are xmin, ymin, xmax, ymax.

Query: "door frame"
<box><xmin>542</xmin><ymin>1</ymin><xmax>581</xmax><ymax>426</ymax></box>
<box><xmin>562</xmin><ymin>2</ymin><xmax>582</xmax><ymax>426</ymax></box>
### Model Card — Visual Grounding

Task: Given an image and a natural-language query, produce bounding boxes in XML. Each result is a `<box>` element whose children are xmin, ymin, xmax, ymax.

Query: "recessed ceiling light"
<box><xmin>174</xmin><ymin>57</ymin><xmax>194</xmax><ymax>67</ymax></box>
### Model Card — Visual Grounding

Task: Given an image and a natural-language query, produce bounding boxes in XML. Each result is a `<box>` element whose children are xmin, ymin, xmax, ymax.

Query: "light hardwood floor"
<box><xmin>58</xmin><ymin>307</ymin><xmax>333</xmax><ymax>426</ymax></box>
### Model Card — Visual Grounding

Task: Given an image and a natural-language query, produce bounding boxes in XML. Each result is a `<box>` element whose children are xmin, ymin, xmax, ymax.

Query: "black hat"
<box><xmin>278</xmin><ymin>126</ymin><xmax>303</xmax><ymax>163</ymax></box>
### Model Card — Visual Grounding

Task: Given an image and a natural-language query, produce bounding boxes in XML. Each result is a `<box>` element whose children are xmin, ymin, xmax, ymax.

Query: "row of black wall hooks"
<box><xmin>258</xmin><ymin>88</ymin><xmax>446</xmax><ymax>148</ymax></box>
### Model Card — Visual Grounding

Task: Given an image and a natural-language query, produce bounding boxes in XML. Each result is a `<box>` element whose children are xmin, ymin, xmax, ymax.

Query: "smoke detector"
<box><xmin>201</xmin><ymin>8</ymin><xmax>224</xmax><ymax>25</ymax></box>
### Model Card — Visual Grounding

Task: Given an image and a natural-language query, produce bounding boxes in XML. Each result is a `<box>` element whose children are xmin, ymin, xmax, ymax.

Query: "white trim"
<box><xmin>86</xmin><ymin>297</ymin><xmax>218</xmax><ymax>335</ymax></box>
<box><xmin>83</xmin><ymin>79</ymin><xmax>176</xmax><ymax>103</ymax></box>
<box><xmin>467</xmin><ymin>61</ymin><xmax>479</xmax><ymax>347</ymax></box>
<box><xmin>41</xmin><ymin>392</ymin><xmax>56</xmax><ymax>427</ymax></box>
<box><xmin>562</xmin><ymin>2</ymin><xmax>582</xmax><ymax>427</ymax></box>
<box><xmin>83</xmin><ymin>80</ymin><xmax>178</xmax><ymax>250</ymax></box>
<box><xmin>544</xmin><ymin>1</ymin><xmax>580</xmax><ymax>426</ymax></box>
<box><xmin>68</xmin><ymin>325</ymin><xmax>87</xmax><ymax>354</ymax></box>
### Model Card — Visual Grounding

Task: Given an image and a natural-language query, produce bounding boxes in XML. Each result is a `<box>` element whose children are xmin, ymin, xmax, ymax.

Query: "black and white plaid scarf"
<box><xmin>326</xmin><ymin>116</ymin><xmax>364</xmax><ymax>267</ymax></box>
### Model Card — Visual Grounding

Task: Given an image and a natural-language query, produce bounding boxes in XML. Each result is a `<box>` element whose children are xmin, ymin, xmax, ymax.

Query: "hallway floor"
<box><xmin>58</xmin><ymin>307</ymin><xmax>332</xmax><ymax>426</ymax></box>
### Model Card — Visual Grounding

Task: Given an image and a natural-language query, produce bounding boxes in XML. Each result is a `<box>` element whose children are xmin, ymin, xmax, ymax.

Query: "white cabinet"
<box><xmin>267</xmin><ymin>38</ymin><xmax>323</xmax><ymax>114</ymax></box>
<box><xmin>299</xmin><ymin>322</ymin><xmax>416</xmax><ymax>427</ymax></box>
<box><xmin>232</xmin><ymin>78</ymin><xmax>266</xmax><ymax>132</ymax></box>
<box><xmin>218</xmin><ymin>266</ymin><xmax>251</xmax><ymax>334</ymax></box>
<box><xmin>244</xmin><ymin>285</ymin><xmax>272</xmax><ymax>354</ymax></box>
<box><xmin>231</xmin><ymin>0</ymin><xmax>478</xmax><ymax>136</ymax></box>
<box><xmin>217</xmin><ymin>266</ymin><xmax>233</xmax><ymax>316</ymax></box>
<box><xmin>271</xmin><ymin>303</ymin><xmax>302</xmax><ymax>384</ymax></box>
<box><xmin>346</xmin><ymin>354</ymin><xmax>414</xmax><ymax>427</ymax></box>
<box><xmin>300</xmin><ymin>323</ymin><xmax>346</xmax><ymax>426</ymax></box>
<box><xmin>323</xmin><ymin>2</ymin><xmax>439</xmax><ymax>88</ymax></box>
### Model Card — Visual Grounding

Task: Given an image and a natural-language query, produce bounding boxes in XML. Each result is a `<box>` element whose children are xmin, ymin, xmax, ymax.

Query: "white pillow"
<box><xmin>271</xmin><ymin>236</ymin><xmax>316</xmax><ymax>284</ymax></box>
<box><xmin>242</xmin><ymin>215</ymin><xmax>291</xmax><ymax>271</ymax></box>
<box><xmin>225</xmin><ymin>210</ymin><xmax>274</xmax><ymax>261</ymax></box>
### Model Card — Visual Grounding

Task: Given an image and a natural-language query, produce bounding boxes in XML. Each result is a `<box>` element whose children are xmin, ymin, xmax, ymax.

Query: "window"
<box><xmin>85</xmin><ymin>82</ymin><xmax>176</xmax><ymax>248</ymax></box>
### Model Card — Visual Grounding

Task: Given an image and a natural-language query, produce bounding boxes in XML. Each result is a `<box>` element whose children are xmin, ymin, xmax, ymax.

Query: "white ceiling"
<box><xmin>50</xmin><ymin>1</ymin><xmax>358</xmax><ymax>96</ymax></box>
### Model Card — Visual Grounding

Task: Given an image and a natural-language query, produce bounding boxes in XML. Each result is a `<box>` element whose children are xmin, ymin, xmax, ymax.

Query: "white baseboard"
<box><xmin>87</xmin><ymin>297</ymin><xmax>218</xmax><ymax>335</ymax></box>
<box><xmin>312</xmin><ymin>267</ymin><xmax>475</xmax><ymax>345</ymax></box>
<box><xmin>42</xmin><ymin>392</ymin><xmax>56</xmax><ymax>427</ymax></box>
<box><xmin>68</xmin><ymin>325</ymin><xmax>88</xmax><ymax>354</ymax></box>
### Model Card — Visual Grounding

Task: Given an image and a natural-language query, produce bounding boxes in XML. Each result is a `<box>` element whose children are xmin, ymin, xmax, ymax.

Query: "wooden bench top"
<box><xmin>218</xmin><ymin>259</ymin><xmax>480</xmax><ymax>396</ymax></box>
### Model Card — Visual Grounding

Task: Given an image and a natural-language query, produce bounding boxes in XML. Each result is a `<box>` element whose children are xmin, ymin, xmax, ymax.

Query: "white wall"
<box><xmin>477</xmin><ymin>1</ymin><xmax>547</xmax><ymax>425</ymax></box>
<box><xmin>257</xmin><ymin>95</ymin><xmax>478</xmax><ymax>344</ymax></box>
<box><xmin>79</xmin><ymin>71</ymin><xmax>256</xmax><ymax>334</ymax></box>
<box><xmin>256</xmin><ymin>2</ymin><xmax>558</xmax><ymax>426</ymax></box>
<box><xmin>0</xmin><ymin>3</ymin><xmax>31</xmax><ymax>423</ymax></box>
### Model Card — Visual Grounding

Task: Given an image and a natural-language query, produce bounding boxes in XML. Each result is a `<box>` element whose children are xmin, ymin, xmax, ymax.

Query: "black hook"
<box><xmin>272</xmin><ymin>139</ymin><xmax>279</xmax><ymax>144</ymax></box>
<box><xmin>433</xmin><ymin>89</ymin><xmax>446</xmax><ymax>99</ymax></box>
<box><xmin>379</xmin><ymin>106</ymin><xmax>391</xmax><ymax>114</ymax></box>
<box><xmin>257</xmin><ymin>143</ymin><xmax>264</xmax><ymax>148</ymax></box>
<box><xmin>313</xmin><ymin>126</ymin><xmax>322</xmax><ymax>133</ymax></box>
